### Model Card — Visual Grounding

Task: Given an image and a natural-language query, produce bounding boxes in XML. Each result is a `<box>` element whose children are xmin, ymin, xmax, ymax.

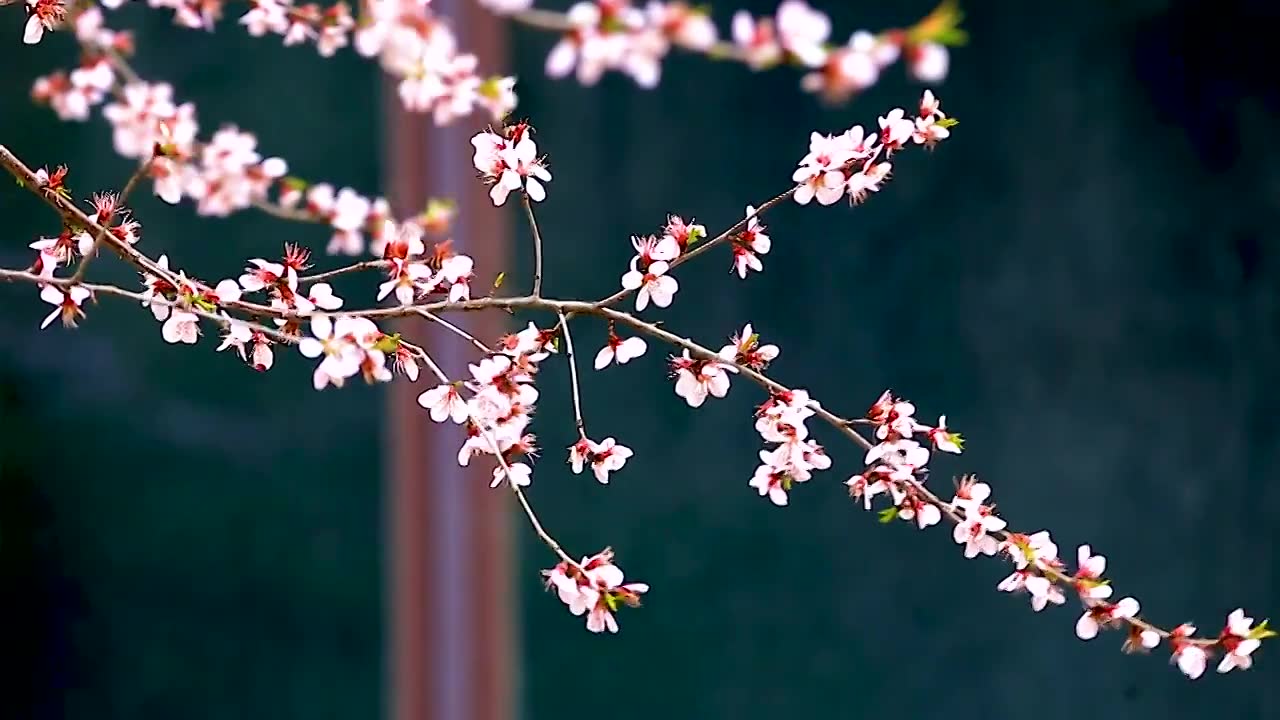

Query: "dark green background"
<box><xmin>3</xmin><ymin>0</ymin><xmax>1279</xmax><ymax>718</ymax></box>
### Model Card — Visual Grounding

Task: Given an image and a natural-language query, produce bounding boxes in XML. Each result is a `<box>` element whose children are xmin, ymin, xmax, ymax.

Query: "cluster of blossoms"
<box><xmin>568</xmin><ymin>435</ymin><xmax>633</xmax><ymax>484</ymax></box>
<box><xmin>418</xmin><ymin>321</ymin><xmax>558</xmax><ymax>488</ymax></box>
<box><xmin>842</xmin><ymin>391</ymin><xmax>1275</xmax><ymax>679</ymax></box>
<box><xmin>20</xmin><ymin>0</ymin><xmax>960</xmax><ymax>115</ymax></box>
<box><xmin>19</xmin><ymin>0</ymin><xmax>960</xmax><ymax>278</ymax></box>
<box><xmin>543</xmin><ymin>548</ymin><xmax>649</xmax><ymax>633</ymax></box>
<box><xmin>26</xmin><ymin>0</ymin><xmax>516</xmax><ymax>122</ymax></box>
<box><xmin>846</xmin><ymin>391</ymin><xmax>960</xmax><ymax>529</ymax></box>
<box><xmin>733</xmin><ymin>0</ymin><xmax>949</xmax><ymax>103</ymax></box>
<box><xmin>36</xmin><ymin>61</ymin><xmax>408</xmax><ymax>255</ymax></box>
<box><xmin>531</xmin><ymin>0</ymin><xmax>957</xmax><ymax>101</ymax></box>
<box><xmin>28</xmin><ymin>179</ymin><xmax>136</xmax><ymax>268</ymax></box>
<box><xmin>346</xmin><ymin>0</ymin><xmax>517</xmax><ymax>123</ymax></box>
<box><xmin>729</xmin><ymin>205</ymin><xmax>770</xmax><ymax>278</ymax></box>
<box><xmin>471</xmin><ymin>122</ymin><xmax>553</xmax><ymax>206</ymax></box>
<box><xmin>35</xmin><ymin>61</ymin><xmax>294</xmax><ymax>214</ymax></box>
<box><xmin>615</xmin><ymin>212</ymin><xmax>708</xmax><ymax>313</ymax></box>
<box><xmin>748</xmin><ymin>382</ymin><xmax>832</xmax><ymax>505</ymax></box>
<box><xmin>296</xmin><ymin>313</ymin><xmax>404</xmax><ymax>388</ymax></box>
<box><xmin>30</xmin><ymin>5</ymin><xmax>460</xmax><ymax>258</ymax></box>
<box><xmin>375</xmin><ymin>219</ymin><xmax>474</xmax><ymax>305</ymax></box>
<box><xmin>541</xmin><ymin>0</ymin><xmax>715</xmax><ymax>87</ymax></box>
<box><xmin>792</xmin><ymin>89</ymin><xmax>950</xmax><ymax>206</ymax></box>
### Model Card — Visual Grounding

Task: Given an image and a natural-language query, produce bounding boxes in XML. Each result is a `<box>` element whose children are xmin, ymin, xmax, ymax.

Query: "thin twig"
<box><xmin>557</xmin><ymin>311</ymin><xmax>587</xmax><ymax>438</ymax></box>
<box><xmin>523</xmin><ymin>194</ymin><xmax>545</xmax><ymax>297</ymax></box>
<box><xmin>299</xmin><ymin>259</ymin><xmax>389</xmax><ymax>282</ymax></box>
<box><xmin>413</xmin><ymin>308</ymin><xmax>491</xmax><ymax>352</ymax></box>
<box><xmin>418</xmin><ymin>348</ymin><xmax>583</xmax><ymax>571</ymax></box>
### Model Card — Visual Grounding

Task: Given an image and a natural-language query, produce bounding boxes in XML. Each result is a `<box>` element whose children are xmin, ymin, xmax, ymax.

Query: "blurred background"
<box><xmin>3</xmin><ymin>0</ymin><xmax>1279</xmax><ymax>718</ymax></box>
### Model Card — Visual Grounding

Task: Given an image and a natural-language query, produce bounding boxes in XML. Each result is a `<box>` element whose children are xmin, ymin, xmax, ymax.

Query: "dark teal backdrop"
<box><xmin>2</xmin><ymin>0</ymin><xmax>1279</xmax><ymax>719</ymax></box>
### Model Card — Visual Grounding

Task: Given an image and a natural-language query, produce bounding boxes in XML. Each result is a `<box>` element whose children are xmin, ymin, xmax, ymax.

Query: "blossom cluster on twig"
<box><xmin>6</xmin><ymin>0</ymin><xmax>1272</xmax><ymax>683</ymax></box>
<box><xmin>1</xmin><ymin>81</ymin><xmax>1271</xmax><ymax>680</ymax></box>
<box><xmin>19</xmin><ymin>0</ymin><xmax>964</xmax><ymax>120</ymax></box>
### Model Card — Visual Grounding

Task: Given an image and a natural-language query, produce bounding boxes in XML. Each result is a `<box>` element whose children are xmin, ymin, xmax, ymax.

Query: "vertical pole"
<box><xmin>384</xmin><ymin>6</ymin><xmax>514</xmax><ymax>720</ymax></box>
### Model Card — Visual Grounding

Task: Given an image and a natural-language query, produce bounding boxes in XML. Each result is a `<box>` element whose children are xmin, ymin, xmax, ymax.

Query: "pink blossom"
<box><xmin>731</xmin><ymin>11</ymin><xmax>782</xmax><ymax>69</ymax></box>
<box><xmin>489</xmin><ymin>136</ymin><xmax>552</xmax><ymax>205</ymax></box>
<box><xmin>952</xmin><ymin>504</ymin><xmax>1006</xmax><ymax>558</ymax></box>
<box><xmin>418</xmin><ymin>383</ymin><xmax>470</xmax><ymax>424</ymax></box>
<box><xmin>749</xmin><ymin>462</ymin><xmax>791</xmax><ymax>506</ymax></box>
<box><xmin>161</xmin><ymin>309</ymin><xmax>200</xmax><ymax>345</ymax></box>
<box><xmin>1076</xmin><ymin>597</ymin><xmax>1140</xmax><ymax>640</ymax></box>
<box><xmin>907</xmin><ymin>42</ymin><xmax>949</xmax><ymax>83</ymax></box>
<box><xmin>949</xmin><ymin>475</ymin><xmax>991</xmax><ymax>513</ymax></box>
<box><xmin>567</xmin><ymin>436</ymin><xmax>634</xmax><ymax>484</ymax></box>
<box><xmin>792</xmin><ymin>132</ymin><xmax>852</xmax><ymax>206</ymax></box>
<box><xmin>594</xmin><ymin>332</ymin><xmax>647</xmax><ymax>369</ymax></box>
<box><xmin>39</xmin><ymin>284</ymin><xmax>90</xmax><ymax>329</ymax></box>
<box><xmin>1170</xmin><ymin>624</ymin><xmax>1207</xmax><ymax>679</ymax></box>
<box><xmin>717</xmin><ymin>323</ymin><xmax>779</xmax><ymax>370</ymax></box>
<box><xmin>621</xmin><ymin>259</ymin><xmax>678</xmax><ymax>311</ymax></box>
<box><xmin>774</xmin><ymin>0</ymin><xmax>830</xmax><ymax>68</ymax></box>
<box><xmin>864</xmin><ymin>438</ymin><xmax>929</xmax><ymax>471</ymax></box>
<box><xmin>669</xmin><ymin>349</ymin><xmax>735</xmax><ymax>407</ymax></box>
<box><xmin>926</xmin><ymin>414</ymin><xmax>963</xmax><ymax>453</ymax></box>
<box><xmin>1072</xmin><ymin>545</ymin><xmax>1113</xmax><ymax>601</ymax></box>
<box><xmin>491</xmin><ymin>461</ymin><xmax>533</xmax><ymax>488</ymax></box>
<box><xmin>877</xmin><ymin>108</ymin><xmax>914</xmax><ymax>152</ymax></box>
<box><xmin>730</xmin><ymin>204</ymin><xmax>771</xmax><ymax>278</ymax></box>
<box><xmin>1217</xmin><ymin>609</ymin><xmax>1263</xmax><ymax>674</ymax></box>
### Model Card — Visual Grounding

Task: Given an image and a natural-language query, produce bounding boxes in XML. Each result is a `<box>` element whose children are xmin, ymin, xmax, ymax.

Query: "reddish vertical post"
<box><xmin>383</xmin><ymin>5</ymin><xmax>514</xmax><ymax>720</ymax></box>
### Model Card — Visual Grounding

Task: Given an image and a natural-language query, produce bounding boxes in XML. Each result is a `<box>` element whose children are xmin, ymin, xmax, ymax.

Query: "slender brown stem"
<box><xmin>523</xmin><ymin>194</ymin><xmax>545</xmax><ymax>297</ymax></box>
<box><xmin>557</xmin><ymin>311</ymin><xmax>587</xmax><ymax>438</ymax></box>
<box><xmin>299</xmin><ymin>259</ymin><xmax>390</xmax><ymax>282</ymax></box>
<box><xmin>413</xmin><ymin>308</ymin><xmax>491</xmax><ymax>353</ymax></box>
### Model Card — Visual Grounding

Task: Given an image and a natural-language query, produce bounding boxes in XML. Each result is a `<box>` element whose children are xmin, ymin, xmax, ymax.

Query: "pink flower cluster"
<box><xmin>35</xmin><ymin>0</ymin><xmax>519</xmax><ymax>122</ymax></box>
<box><xmin>750</xmin><ymin>385</ymin><xmax>831</xmax><ymax>506</ymax></box>
<box><xmin>298</xmin><ymin>314</ymin><xmax>398</xmax><ymax>388</ymax></box>
<box><xmin>544</xmin><ymin>0</ymin><xmax>716</xmax><ymax>87</ymax></box>
<box><xmin>593</xmin><ymin>322</ymin><xmax>647</xmax><ymax>369</ymax></box>
<box><xmin>375</xmin><ymin>220</ymin><xmax>474</xmax><ymax>305</ymax></box>
<box><xmin>847</xmin><ymin>394</ymin><xmax>954</xmax><ymax>525</ymax></box>
<box><xmin>844</xmin><ymin>391</ymin><xmax>1273</xmax><ymax>680</ymax></box>
<box><xmin>29</xmin><ymin>184</ymin><xmax>137</xmax><ymax>273</ymax></box>
<box><xmin>792</xmin><ymin>89</ymin><xmax>950</xmax><ymax>206</ymax></box>
<box><xmin>617</xmin><ymin>214</ymin><xmax>705</xmax><ymax>311</ymax></box>
<box><xmin>471</xmin><ymin>123</ymin><xmax>553</xmax><ymax>206</ymax></box>
<box><xmin>539</xmin><ymin>0</ymin><xmax>951</xmax><ymax>101</ymax></box>
<box><xmin>544</xmin><ymin>549</ymin><xmax>649</xmax><ymax>633</ymax></box>
<box><xmin>33</xmin><ymin>44</ymin><xmax>404</xmax><ymax>256</ymax></box>
<box><xmin>418</xmin><ymin>321</ymin><xmax>558</xmax><ymax>488</ymax></box>
<box><xmin>729</xmin><ymin>205</ymin><xmax>771</xmax><ymax>278</ymax></box>
<box><xmin>34</xmin><ymin>66</ymin><xmax>295</xmax><ymax>214</ymax></box>
<box><xmin>347</xmin><ymin>0</ymin><xmax>517</xmax><ymax>122</ymax></box>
